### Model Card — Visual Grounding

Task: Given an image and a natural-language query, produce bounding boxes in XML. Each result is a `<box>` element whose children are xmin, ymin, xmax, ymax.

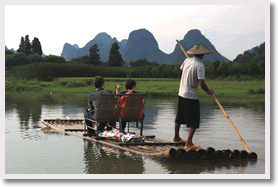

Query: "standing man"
<box><xmin>173</xmin><ymin>43</ymin><xmax>214</xmax><ymax>149</ymax></box>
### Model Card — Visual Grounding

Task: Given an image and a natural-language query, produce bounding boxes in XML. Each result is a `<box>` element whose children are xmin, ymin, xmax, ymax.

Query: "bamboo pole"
<box><xmin>176</xmin><ymin>40</ymin><xmax>252</xmax><ymax>153</ymax></box>
<box><xmin>176</xmin><ymin>40</ymin><xmax>189</xmax><ymax>58</ymax></box>
<box><xmin>212</xmin><ymin>95</ymin><xmax>251</xmax><ymax>153</ymax></box>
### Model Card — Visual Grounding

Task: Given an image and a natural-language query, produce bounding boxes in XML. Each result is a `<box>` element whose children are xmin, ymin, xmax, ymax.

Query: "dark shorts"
<box><xmin>175</xmin><ymin>96</ymin><xmax>200</xmax><ymax>128</ymax></box>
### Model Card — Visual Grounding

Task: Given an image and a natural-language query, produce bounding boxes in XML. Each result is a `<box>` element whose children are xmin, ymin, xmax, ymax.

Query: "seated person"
<box><xmin>117</xmin><ymin>79</ymin><xmax>144</xmax><ymax>133</ymax></box>
<box><xmin>85</xmin><ymin>76</ymin><xmax>121</xmax><ymax>133</ymax></box>
<box><xmin>120</xmin><ymin>79</ymin><xmax>138</xmax><ymax>94</ymax></box>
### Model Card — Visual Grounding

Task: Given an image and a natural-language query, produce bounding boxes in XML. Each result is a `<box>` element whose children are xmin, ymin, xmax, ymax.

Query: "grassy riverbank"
<box><xmin>5</xmin><ymin>77</ymin><xmax>265</xmax><ymax>104</ymax></box>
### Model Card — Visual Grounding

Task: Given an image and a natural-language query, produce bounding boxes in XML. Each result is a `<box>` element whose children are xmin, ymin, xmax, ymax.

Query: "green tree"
<box><xmin>11</xmin><ymin>52</ymin><xmax>29</xmax><ymax>66</ymax></box>
<box><xmin>24</xmin><ymin>35</ymin><xmax>32</xmax><ymax>56</ymax></box>
<box><xmin>43</xmin><ymin>55</ymin><xmax>66</xmax><ymax>63</ymax></box>
<box><xmin>32</xmin><ymin>37</ymin><xmax>43</xmax><ymax>56</ymax></box>
<box><xmin>130</xmin><ymin>58</ymin><xmax>151</xmax><ymax>67</ymax></box>
<box><xmin>129</xmin><ymin>59</ymin><xmax>159</xmax><ymax>67</ymax></box>
<box><xmin>151</xmin><ymin>65</ymin><xmax>164</xmax><ymax>78</ymax></box>
<box><xmin>28</xmin><ymin>53</ymin><xmax>43</xmax><ymax>63</ymax></box>
<box><xmin>257</xmin><ymin>60</ymin><xmax>265</xmax><ymax>77</ymax></box>
<box><xmin>70</xmin><ymin>55</ymin><xmax>90</xmax><ymax>64</ymax></box>
<box><xmin>80</xmin><ymin>55</ymin><xmax>90</xmax><ymax>64</ymax></box>
<box><xmin>233</xmin><ymin>42</ymin><xmax>265</xmax><ymax>64</ymax></box>
<box><xmin>246</xmin><ymin>60</ymin><xmax>261</xmax><ymax>77</ymax></box>
<box><xmin>5</xmin><ymin>49</ymin><xmax>14</xmax><ymax>56</ymax></box>
<box><xmin>145</xmin><ymin>65</ymin><xmax>153</xmax><ymax>78</ymax></box>
<box><xmin>108</xmin><ymin>42</ymin><xmax>124</xmax><ymax>67</ymax></box>
<box><xmin>213</xmin><ymin>60</ymin><xmax>220</xmax><ymax>70</ymax></box>
<box><xmin>5</xmin><ymin>54</ymin><xmax>14</xmax><ymax>68</ymax></box>
<box><xmin>229</xmin><ymin>62</ymin><xmax>244</xmax><ymax>76</ymax></box>
<box><xmin>88</xmin><ymin>44</ymin><xmax>101</xmax><ymax>65</ymax></box>
<box><xmin>17</xmin><ymin>36</ymin><xmax>25</xmax><ymax>53</ymax></box>
<box><xmin>217</xmin><ymin>61</ymin><xmax>230</xmax><ymax>77</ymax></box>
<box><xmin>204</xmin><ymin>63</ymin><xmax>217</xmax><ymax>79</ymax></box>
<box><xmin>161</xmin><ymin>65</ymin><xmax>173</xmax><ymax>78</ymax></box>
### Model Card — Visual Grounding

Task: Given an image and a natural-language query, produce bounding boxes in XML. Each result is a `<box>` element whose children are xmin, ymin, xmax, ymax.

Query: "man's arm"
<box><xmin>116</xmin><ymin>84</ymin><xmax>121</xmax><ymax>94</ymax></box>
<box><xmin>88</xmin><ymin>103</ymin><xmax>93</xmax><ymax>109</ymax></box>
<box><xmin>199</xmin><ymin>79</ymin><xmax>214</xmax><ymax>95</ymax></box>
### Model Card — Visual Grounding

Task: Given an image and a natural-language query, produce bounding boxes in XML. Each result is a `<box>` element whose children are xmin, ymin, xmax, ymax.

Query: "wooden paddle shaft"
<box><xmin>176</xmin><ymin>40</ymin><xmax>251</xmax><ymax>153</ymax></box>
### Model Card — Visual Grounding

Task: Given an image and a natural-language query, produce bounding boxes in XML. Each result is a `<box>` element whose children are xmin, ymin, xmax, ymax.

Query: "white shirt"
<box><xmin>178</xmin><ymin>56</ymin><xmax>205</xmax><ymax>100</ymax></box>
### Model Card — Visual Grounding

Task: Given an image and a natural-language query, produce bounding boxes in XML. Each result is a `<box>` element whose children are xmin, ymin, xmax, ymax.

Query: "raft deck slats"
<box><xmin>41</xmin><ymin>118</ymin><xmax>257</xmax><ymax>160</ymax></box>
<box><xmin>65</xmin><ymin>129</ymin><xmax>86</xmax><ymax>131</ymax></box>
<box><xmin>119</xmin><ymin>142</ymin><xmax>186</xmax><ymax>146</ymax></box>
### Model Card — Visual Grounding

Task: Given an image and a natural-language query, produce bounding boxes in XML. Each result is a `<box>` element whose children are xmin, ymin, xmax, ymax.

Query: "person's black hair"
<box><xmin>93</xmin><ymin>76</ymin><xmax>105</xmax><ymax>88</ymax></box>
<box><xmin>125</xmin><ymin>79</ymin><xmax>136</xmax><ymax>90</ymax></box>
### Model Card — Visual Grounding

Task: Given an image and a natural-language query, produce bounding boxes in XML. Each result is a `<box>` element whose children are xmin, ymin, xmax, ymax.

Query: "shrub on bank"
<box><xmin>39</xmin><ymin>82</ymin><xmax>47</xmax><ymax>87</ymax></box>
<box><xmin>247</xmin><ymin>87</ymin><xmax>265</xmax><ymax>94</ymax></box>
<box><xmin>247</xmin><ymin>88</ymin><xmax>255</xmax><ymax>94</ymax></box>
<box><xmin>13</xmin><ymin>84</ymin><xmax>42</xmax><ymax>92</ymax></box>
<box><xmin>10</xmin><ymin>63</ymin><xmax>134</xmax><ymax>81</ymax></box>
<box><xmin>66</xmin><ymin>81</ymin><xmax>86</xmax><ymax>88</ymax></box>
<box><xmin>9</xmin><ymin>62</ymin><xmax>264</xmax><ymax>82</ymax></box>
<box><xmin>257</xmin><ymin>88</ymin><xmax>265</xmax><ymax>94</ymax></box>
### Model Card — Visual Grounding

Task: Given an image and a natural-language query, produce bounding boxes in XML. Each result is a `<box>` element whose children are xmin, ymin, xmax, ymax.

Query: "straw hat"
<box><xmin>187</xmin><ymin>43</ymin><xmax>214</xmax><ymax>55</ymax></box>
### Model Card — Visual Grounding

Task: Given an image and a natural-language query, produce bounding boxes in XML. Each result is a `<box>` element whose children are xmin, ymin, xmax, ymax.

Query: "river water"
<box><xmin>5</xmin><ymin>93</ymin><xmax>265</xmax><ymax>175</ymax></box>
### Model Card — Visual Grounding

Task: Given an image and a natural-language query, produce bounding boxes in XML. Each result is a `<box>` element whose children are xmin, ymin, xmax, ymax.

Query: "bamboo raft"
<box><xmin>41</xmin><ymin>118</ymin><xmax>257</xmax><ymax>160</ymax></box>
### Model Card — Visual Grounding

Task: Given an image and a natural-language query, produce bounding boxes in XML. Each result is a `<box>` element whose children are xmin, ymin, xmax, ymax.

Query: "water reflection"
<box><xmin>82</xmin><ymin>140</ymin><xmax>145</xmax><ymax>174</ymax></box>
<box><xmin>151</xmin><ymin>157</ymin><xmax>258</xmax><ymax>174</ymax></box>
<box><xmin>5</xmin><ymin>93</ymin><xmax>265</xmax><ymax>174</ymax></box>
<box><xmin>82</xmin><ymin>138</ymin><xmax>258</xmax><ymax>174</ymax></box>
<box><xmin>41</xmin><ymin>127</ymin><xmax>64</xmax><ymax>137</ymax></box>
<box><xmin>17</xmin><ymin>100</ymin><xmax>42</xmax><ymax>129</ymax></box>
<box><xmin>62</xmin><ymin>104</ymin><xmax>87</xmax><ymax>119</ymax></box>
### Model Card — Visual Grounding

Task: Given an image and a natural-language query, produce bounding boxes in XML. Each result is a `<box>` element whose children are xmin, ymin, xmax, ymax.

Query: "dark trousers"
<box><xmin>97</xmin><ymin>122</ymin><xmax>115</xmax><ymax>131</ymax></box>
<box><xmin>121</xmin><ymin>122</ymin><xmax>127</xmax><ymax>132</ymax></box>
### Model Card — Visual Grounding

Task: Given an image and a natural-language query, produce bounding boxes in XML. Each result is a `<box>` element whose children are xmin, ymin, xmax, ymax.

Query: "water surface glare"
<box><xmin>5</xmin><ymin>94</ymin><xmax>265</xmax><ymax>174</ymax></box>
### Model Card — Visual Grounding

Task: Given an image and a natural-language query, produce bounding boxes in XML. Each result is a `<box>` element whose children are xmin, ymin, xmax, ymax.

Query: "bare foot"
<box><xmin>173</xmin><ymin>137</ymin><xmax>182</xmax><ymax>142</ymax></box>
<box><xmin>173</xmin><ymin>138</ymin><xmax>187</xmax><ymax>143</ymax></box>
<box><xmin>184</xmin><ymin>144</ymin><xmax>201</xmax><ymax>149</ymax></box>
<box><xmin>185</xmin><ymin>142</ymin><xmax>194</xmax><ymax>147</ymax></box>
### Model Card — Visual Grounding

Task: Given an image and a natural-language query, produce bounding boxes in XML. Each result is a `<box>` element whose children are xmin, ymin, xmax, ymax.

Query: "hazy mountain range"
<box><xmin>6</xmin><ymin>28</ymin><xmax>264</xmax><ymax>64</ymax></box>
<box><xmin>61</xmin><ymin>29</ymin><xmax>231</xmax><ymax>64</ymax></box>
<box><xmin>61</xmin><ymin>33</ymin><xmax>127</xmax><ymax>62</ymax></box>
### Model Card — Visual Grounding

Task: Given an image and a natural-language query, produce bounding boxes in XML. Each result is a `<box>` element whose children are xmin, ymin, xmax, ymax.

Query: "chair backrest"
<box><xmin>94</xmin><ymin>94</ymin><xmax>120</xmax><ymax>123</ymax></box>
<box><xmin>119</xmin><ymin>93</ymin><xmax>148</xmax><ymax>122</ymax></box>
<box><xmin>94</xmin><ymin>92</ymin><xmax>148</xmax><ymax>123</ymax></box>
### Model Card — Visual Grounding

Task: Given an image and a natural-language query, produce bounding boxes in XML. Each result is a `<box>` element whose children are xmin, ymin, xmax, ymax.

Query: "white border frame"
<box><xmin>1</xmin><ymin>0</ymin><xmax>272</xmax><ymax>182</ymax></box>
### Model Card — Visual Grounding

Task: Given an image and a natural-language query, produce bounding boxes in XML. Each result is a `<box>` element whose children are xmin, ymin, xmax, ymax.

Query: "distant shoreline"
<box><xmin>5</xmin><ymin>77</ymin><xmax>265</xmax><ymax>107</ymax></box>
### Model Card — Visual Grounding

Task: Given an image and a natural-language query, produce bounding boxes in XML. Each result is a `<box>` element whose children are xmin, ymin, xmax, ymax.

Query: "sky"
<box><xmin>5</xmin><ymin>3</ymin><xmax>266</xmax><ymax>61</ymax></box>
